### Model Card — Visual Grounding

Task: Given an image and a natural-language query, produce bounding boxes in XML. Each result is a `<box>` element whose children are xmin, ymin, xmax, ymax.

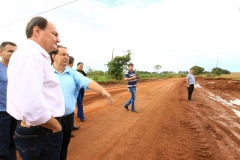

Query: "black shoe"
<box><xmin>80</xmin><ymin>119</ymin><xmax>85</xmax><ymax>122</ymax></box>
<box><xmin>71</xmin><ymin>134</ymin><xmax>74</xmax><ymax>138</ymax></box>
<box><xmin>124</xmin><ymin>106</ymin><xmax>129</xmax><ymax>111</ymax></box>
<box><xmin>73</xmin><ymin>126</ymin><xmax>80</xmax><ymax>130</ymax></box>
<box><xmin>131</xmin><ymin>110</ymin><xmax>138</xmax><ymax>113</ymax></box>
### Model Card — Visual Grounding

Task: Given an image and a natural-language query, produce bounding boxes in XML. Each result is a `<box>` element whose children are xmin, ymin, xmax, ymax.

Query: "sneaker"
<box><xmin>188</xmin><ymin>99</ymin><xmax>193</xmax><ymax>101</ymax></box>
<box><xmin>131</xmin><ymin>110</ymin><xmax>138</xmax><ymax>113</ymax></box>
<box><xmin>124</xmin><ymin>106</ymin><xmax>129</xmax><ymax>111</ymax></box>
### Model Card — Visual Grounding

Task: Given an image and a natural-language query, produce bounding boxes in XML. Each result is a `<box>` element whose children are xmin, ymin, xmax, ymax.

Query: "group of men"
<box><xmin>0</xmin><ymin>15</ymin><xmax>195</xmax><ymax>160</ymax></box>
<box><xmin>0</xmin><ymin>15</ymin><xmax>141</xmax><ymax>160</ymax></box>
<box><xmin>0</xmin><ymin>16</ymin><xmax>114</xmax><ymax>160</ymax></box>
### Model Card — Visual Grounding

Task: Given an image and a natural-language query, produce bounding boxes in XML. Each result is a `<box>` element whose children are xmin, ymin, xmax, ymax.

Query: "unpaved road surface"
<box><xmin>67</xmin><ymin>78</ymin><xmax>240</xmax><ymax>160</ymax></box>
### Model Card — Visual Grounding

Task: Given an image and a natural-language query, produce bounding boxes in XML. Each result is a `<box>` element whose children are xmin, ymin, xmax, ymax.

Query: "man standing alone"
<box><xmin>0</xmin><ymin>41</ymin><xmax>17</xmax><ymax>160</ymax></box>
<box><xmin>124</xmin><ymin>63</ymin><xmax>138</xmax><ymax>113</ymax></box>
<box><xmin>187</xmin><ymin>69</ymin><xmax>195</xmax><ymax>101</ymax></box>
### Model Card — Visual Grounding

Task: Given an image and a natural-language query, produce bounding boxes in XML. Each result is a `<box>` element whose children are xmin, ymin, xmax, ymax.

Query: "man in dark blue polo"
<box><xmin>76</xmin><ymin>62</ymin><xmax>87</xmax><ymax>122</ymax></box>
<box><xmin>124</xmin><ymin>63</ymin><xmax>138</xmax><ymax>113</ymax></box>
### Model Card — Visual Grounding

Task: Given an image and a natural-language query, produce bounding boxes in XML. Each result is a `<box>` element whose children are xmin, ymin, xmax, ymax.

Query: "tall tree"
<box><xmin>190</xmin><ymin>66</ymin><xmax>205</xmax><ymax>75</ymax></box>
<box><xmin>154</xmin><ymin>64</ymin><xmax>162</xmax><ymax>73</ymax></box>
<box><xmin>107</xmin><ymin>50</ymin><xmax>132</xmax><ymax>80</ymax></box>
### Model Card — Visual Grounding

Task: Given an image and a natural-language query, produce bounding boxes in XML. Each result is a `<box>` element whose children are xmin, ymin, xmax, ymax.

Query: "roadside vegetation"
<box><xmin>84</xmin><ymin>52</ymin><xmax>236</xmax><ymax>83</ymax></box>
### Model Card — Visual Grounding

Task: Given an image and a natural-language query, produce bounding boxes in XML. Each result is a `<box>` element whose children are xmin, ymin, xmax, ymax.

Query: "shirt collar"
<box><xmin>27</xmin><ymin>39</ymin><xmax>50</xmax><ymax>58</ymax></box>
<box><xmin>51</xmin><ymin>65</ymin><xmax>70</xmax><ymax>74</ymax></box>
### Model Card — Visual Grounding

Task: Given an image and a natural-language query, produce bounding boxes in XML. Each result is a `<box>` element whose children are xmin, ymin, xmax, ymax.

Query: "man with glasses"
<box><xmin>50</xmin><ymin>45</ymin><xmax>112</xmax><ymax>160</ymax></box>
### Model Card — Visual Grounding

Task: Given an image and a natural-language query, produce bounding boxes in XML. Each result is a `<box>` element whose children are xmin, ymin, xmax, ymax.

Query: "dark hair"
<box><xmin>26</xmin><ymin>16</ymin><xmax>48</xmax><ymax>38</ymax></box>
<box><xmin>49</xmin><ymin>45</ymin><xmax>68</xmax><ymax>64</ymax></box>
<box><xmin>0</xmin><ymin>41</ymin><xmax>17</xmax><ymax>50</ymax></box>
<box><xmin>69</xmin><ymin>56</ymin><xmax>75</xmax><ymax>64</ymax></box>
<box><xmin>77</xmin><ymin>62</ymin><xmax>83</xmax><ymax>66</ymax></box>
<box><xmin>128</xmin><ymin>63</ymin><xmax>134</xmax><ymax>67</ymax></box>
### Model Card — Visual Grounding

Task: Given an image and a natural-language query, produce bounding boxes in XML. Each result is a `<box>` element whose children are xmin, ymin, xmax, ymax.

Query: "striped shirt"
<box><xmin>125</xmin><ymin>70</ymin><xmax>137</xmax><ymax>88</ymax></box>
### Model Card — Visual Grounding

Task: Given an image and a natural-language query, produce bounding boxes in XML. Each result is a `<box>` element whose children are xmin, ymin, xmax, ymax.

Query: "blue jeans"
<box><xmin>14</xmin><ymin>121</ymin><xmax>63</xmax><ymax>160</ymax></box>
<box><xmin>0</xmin><ymin>111</ymin><xmax>17</xmax><ymax>160</ymax></box>
<box><xmin>124</xmin><ymin>87</ymin><xmax>136</xmax><ymax>110</ymax></box>
<box><xmin>77</xmin><ymin>88</ymin><xmax>85</xmax><ymax>120</ymax></box>
<box><xmin>60</xmin><ymin>112</ymin><xmax>74</xmax><ymax>160</ymax></box>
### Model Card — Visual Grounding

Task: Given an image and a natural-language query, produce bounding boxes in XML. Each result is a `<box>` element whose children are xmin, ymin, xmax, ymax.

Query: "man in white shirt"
<box><xmin>186</xmin><ymin>69</ymin><xmax>195</xmax><ymax>101</ymax></box>
<box><xmin>7</xmin><ymin>16</ymin><xmax>65</xmax><ymax>160</ymax></box>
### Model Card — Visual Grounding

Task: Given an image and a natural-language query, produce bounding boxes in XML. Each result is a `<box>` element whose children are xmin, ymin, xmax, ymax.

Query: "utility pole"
<box><xmin>216</xmin><ymin>60</ymin><xmax>220</xmax><ymax>68</ymax></box>
<box><xmin>110</xmin><ymin>49</ymin><xmax>114</xmax><ymax>78</ymax></box>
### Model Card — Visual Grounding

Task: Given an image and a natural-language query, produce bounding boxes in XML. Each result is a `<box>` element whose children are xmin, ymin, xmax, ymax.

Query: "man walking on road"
<box><xmin>124</xmin><ymin>63</ymin><xmax>138</xmax><ymax>113</ymax></box>
<box><xmin>187</xmin><ymin>69</ymin><xmax>195</xmax><ymax>101</ymax></box>
<box><xmin>51</xmin><ymin>45</ymin><xmax>112</xmax><ymax>160</ymax></box>
<box><xmin>7</xmin><ymin>16</ymin><xmax>65</xmax><ymax>160</ymax></box>
<box><xmin>0</xmin><ymin>41</ymin><xmax>17</xmax><ymax>160</ymax></box>
<box><xmin>76</xmin><ymin>62</ymin><xmax>87</xmax><ymax>122</ymax></box>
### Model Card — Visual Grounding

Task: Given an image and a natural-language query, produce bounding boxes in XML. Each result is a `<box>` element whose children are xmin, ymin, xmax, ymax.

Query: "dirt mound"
<box><xmin>197</xmin><ymin>78</ymin><xmax>240</xmax><ymax>92</ymax></box>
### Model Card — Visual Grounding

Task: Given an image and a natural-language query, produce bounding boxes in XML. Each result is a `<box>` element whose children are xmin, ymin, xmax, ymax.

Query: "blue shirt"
<box><xmin>52</xmin><ymin>66</ymin><xmax>91</xmax><ymax>115</ymax></box>
<box><xmin>0</xmin><ymin>62</ymin><xmax>7</xmax><ymax>111</ymax></box>
<box><xmin>125</xmin><ymin>70</ymin><xmax>137</xmax><ymax>88</ymax></box>
<box><xmin>187</xmin><ymin>73</ymin><xmax>195</xmax><ymax>85</ymax></box>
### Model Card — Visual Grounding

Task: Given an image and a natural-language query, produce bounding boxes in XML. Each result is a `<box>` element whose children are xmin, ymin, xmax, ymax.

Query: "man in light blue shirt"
<box><xmin>50</xmin><ymin>45</ymin><xmax>112</xmax><ymax>160</ymax></box>
<box><xmin>0</xmin><ymin>41</ymin><xmax>17</xmax><ymax>160</ymax></box>
<box><xmin>186</xmin><ymin>69</ymin><xmax>195</xmax><ymax>101</ymax></box>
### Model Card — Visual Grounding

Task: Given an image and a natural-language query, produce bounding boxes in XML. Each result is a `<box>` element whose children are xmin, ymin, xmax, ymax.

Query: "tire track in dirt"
<box><xmin>66</xmin><ymin>78</ymin><xmax>240</xmax><ymax>160</ymax></box>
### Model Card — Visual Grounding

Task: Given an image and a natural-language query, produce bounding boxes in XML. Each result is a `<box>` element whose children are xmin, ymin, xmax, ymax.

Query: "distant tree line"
<box><xmin>85</xmin><ymin>51</ymin><xmax>231</xmax><ymax>80</ymax></box>
<box><xmin>190</xmin><ymin>65</ymin><xmax>231</xmax><ymax>76</ymax></box>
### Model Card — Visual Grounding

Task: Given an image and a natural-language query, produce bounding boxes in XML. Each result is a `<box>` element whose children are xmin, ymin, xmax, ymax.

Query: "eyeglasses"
<box><xmin>57</xmin><ymin>53</ymin><xmax>69</xmax><ymax>57</ymax></box>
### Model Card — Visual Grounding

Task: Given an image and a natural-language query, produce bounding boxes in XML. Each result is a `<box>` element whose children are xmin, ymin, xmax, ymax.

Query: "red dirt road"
<box><xmin>68</xmin><ymin>78</ymin><xmax>240</xmax><ymax>160</ymax></box>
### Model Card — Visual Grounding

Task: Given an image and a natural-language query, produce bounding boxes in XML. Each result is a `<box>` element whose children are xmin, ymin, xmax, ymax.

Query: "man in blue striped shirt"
<box><xmin>50</xmin><ymin>45</ymin><xmax>112</xmax><ymax>160</ymax></box>
<box><xmin>124</xmin><ymin>63</ymin><xmax>138</xmax><ymax>113</ymax></box>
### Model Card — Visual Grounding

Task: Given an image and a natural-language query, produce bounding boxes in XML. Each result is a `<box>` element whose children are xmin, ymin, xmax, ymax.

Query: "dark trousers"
<box><xmin>60</xmin><ymin>112</ymin><xmax>74</xmax><ymax>160</ymax></box>
<box><xmin>0</xmin><ymin>112</ymin><xmax>17</xmax><ymax>160</ymax></box>
<box><xmin>14</xmin><ymin>121</ymin><xmax>63</xmax><ymax>160</ymax></box>
<box><xmin>77</xmin><ymin>88</ymin><xmax>85</xmax><ymax>120</ymax></box>
<box><xmin>187</xmin><ymin>84</ymin><xmax>194</xmax><ymax>100</ymax></box>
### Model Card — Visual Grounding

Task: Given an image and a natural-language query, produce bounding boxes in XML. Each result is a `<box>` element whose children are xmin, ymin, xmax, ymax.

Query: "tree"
<box><xmin>107</xmin><ymin>50</ymin><xmax>132</xmax><ymax>80</ymax></box>
<box><xmin>154</xmin><ymin>64</ymin><xmax>162</xmax><ymax>73</ymax></box>
<box><xmin>190</xmin><ymin>66</ymin><xmax>205</xmax><ymax>75</ymax></box>
<box><xmin>212</xmin><ymin>67</ymin><xmax>231</xmax><ymax>76</ymax></box>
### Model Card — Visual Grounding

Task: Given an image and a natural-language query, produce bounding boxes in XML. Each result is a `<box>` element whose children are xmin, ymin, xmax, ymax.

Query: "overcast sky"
<box><xmin>0</xmin><ymin>0</ymin><xmax>239</xmax><ymax>72</ymax></box>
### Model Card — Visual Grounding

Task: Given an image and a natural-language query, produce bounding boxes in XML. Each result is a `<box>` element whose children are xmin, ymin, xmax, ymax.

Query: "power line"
<box><xmin>0</xmin><ymin>0</ymin><xmax>78</xmax><ymax>28</ymax></box>
<box><xmin>46</xmin><ymin>0</ymin><xmax>78</xmax><ymax>24</ymax></box>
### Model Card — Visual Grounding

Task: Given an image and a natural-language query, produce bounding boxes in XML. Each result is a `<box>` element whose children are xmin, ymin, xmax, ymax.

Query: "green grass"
<box><xmin>88</xmin><ymin>73</ymin><xmax>187</xmax><ymax>83</ymax></box>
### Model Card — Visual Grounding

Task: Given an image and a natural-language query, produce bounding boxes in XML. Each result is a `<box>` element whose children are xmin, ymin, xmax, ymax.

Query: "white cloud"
<box><xmin>0</xmin><ymin>0</ymin><xmax>240</xmax><ymax>72</ymax></box>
